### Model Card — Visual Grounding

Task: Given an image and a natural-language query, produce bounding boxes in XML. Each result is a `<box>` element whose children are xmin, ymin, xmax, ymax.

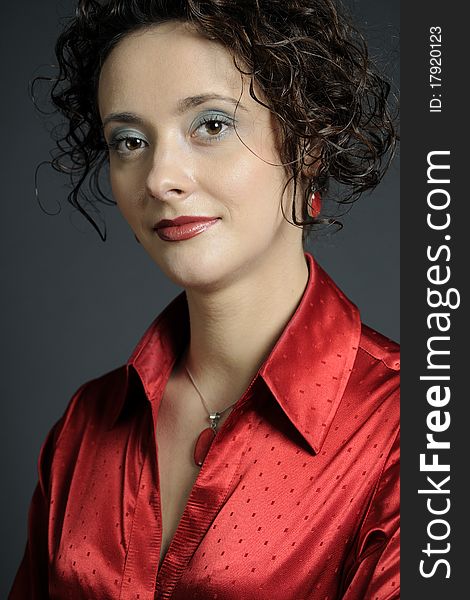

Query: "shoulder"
<box><xmin>339</xmin><ymin>323</ymin><xmax>400</xmax><ymax>434</ymax></box>
<box><xmin>352</xmin><ymin>323</ymin><xmax>400</xmax><ymax>399</ymax></box>
<box><xmin>54</xmin><ymin>365</ymin><xmax>129</xmax><ymax>445</ymax></box>
<box><xmin>358</xmin><ymin>323</ymin><xmax>400</xmax><ymax>373</ymax></box>
<box><xmin>33</xmin><ymin>365</ymin><xmax>130</xmax><ymax>492</ymax></box>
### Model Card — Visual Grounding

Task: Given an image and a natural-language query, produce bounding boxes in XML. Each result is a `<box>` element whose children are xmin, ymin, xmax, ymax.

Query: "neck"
<box><xmin>182</xmin><ymin>244</ymin><xmax>309</xmax><ymax>410</ymax></box>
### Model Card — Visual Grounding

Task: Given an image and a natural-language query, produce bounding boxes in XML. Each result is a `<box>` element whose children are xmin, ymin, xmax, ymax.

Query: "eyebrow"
<box><xmin>102</xmin><ymin>112</ymin><xmax>146</xmax><ymax>128</ymax></box>
<box><xmin>102</xmin><ymin>94</ymin><xmax>247</xmax><ymax>128</ymax></box>
<box><xmin>176</xmin><ymin>93</ymin><xmax>247</xmax><ymax>114</ymax></box>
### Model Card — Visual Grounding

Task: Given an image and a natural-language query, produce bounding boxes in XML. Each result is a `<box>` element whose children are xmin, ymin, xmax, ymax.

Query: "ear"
<box><xmin>296</xmin><ymin>142</ymin><xmax>323</xmax><ymax>221</ymax></box>
<box><xmin>302</xmin><ymin>146</ymin><xmax>321</xmax><ymax>179</ymax></box>
<box><xmin>300</xmin><ymin>140</ymin><xmax>322</xmax><ymax>179</ymax></box>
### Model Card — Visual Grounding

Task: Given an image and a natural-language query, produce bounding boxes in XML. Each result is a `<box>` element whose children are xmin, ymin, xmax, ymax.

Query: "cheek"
<box><xmin>210</xmin><ymin>153</ymin><xmax>282</xmax><ymax>218</ymax></box>
<box><xmin>214</xmin><ymin>126</ymin><xmax>286</xmax><ymax>220</ymax></box>
<box><xmin>109</xmin><ymin>167</ymin><xmax>144</xmax><ymax>225</ymax></box>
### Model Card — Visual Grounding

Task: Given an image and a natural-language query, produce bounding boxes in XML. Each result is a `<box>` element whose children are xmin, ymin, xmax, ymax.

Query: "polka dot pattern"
<box><xmin>10</xmin><ymin>253</ymin><xmax>399</xmax><ymax>600</ymax></box>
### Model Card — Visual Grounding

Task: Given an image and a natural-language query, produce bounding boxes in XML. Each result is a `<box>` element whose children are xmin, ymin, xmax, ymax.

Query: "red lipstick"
<box><xmin>154</xmin><ymin>216</ymin><xmax>220</xmax><ymax>241</ymax></box>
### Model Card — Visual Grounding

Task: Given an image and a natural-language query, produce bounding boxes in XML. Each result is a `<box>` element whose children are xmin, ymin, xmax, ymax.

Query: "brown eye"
<box><xmin>107</xmin><ymin>133</ymin><xmax>148</xmax><ymax>157</ymax></box>
<box><xmin>125</xmin><ymin>137</ymin><xmax>144</xmax><ymax>150</ymax></box>
<box><xmin>204</xmin><ymin>120</ymin><xmax>223</xmax><ymax>135</ymax></box>
<box><xmin>193</xmin><ymin>114</ymin><xmax>233</xmax><ymax>143</ymax></box>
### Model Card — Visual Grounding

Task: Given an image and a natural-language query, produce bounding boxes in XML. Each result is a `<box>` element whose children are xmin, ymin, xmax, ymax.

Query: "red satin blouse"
<box><xmin>10</xmin><ymin>252</ymin><xmax>400</xmax><ymax>600</ymax></box>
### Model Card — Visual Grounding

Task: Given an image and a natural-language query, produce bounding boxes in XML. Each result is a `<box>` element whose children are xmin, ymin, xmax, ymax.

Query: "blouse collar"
<box><xmin>110</xmin><ymin>252</ymin><xmax>361</xmax><ymax>454</ymax></box>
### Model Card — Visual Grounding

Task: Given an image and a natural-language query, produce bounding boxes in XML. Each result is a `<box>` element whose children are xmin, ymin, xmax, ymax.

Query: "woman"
<box><xmin>10</xmin><ymin>1</ymin><xmax>399</xmax><ymax>598</ymax></box>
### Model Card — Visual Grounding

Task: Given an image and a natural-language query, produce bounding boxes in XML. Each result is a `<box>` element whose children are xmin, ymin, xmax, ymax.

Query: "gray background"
<box><xmin>1</xmin><ymin>0</ymin><xmax>399</xmax><ymax>594</ymax></box>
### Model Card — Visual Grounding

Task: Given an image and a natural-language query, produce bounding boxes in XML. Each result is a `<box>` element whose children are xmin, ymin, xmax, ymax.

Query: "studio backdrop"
<box><xmin>0</xmin><ymin>0</ymin><xmax>399</xmax><ymax>595</ymax></box>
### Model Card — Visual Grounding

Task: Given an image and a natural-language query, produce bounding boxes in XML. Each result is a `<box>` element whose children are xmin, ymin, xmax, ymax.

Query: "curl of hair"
<box><xmin>35</xmin><ymin>0</ymin><xmax>398</xmax><ymax>241</ymax></box>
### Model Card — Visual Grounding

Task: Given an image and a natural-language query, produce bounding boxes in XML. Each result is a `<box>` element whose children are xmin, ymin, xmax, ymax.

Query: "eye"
<box><xmin>193</xmin><ymin>112</ymin><xmax>234</xmax><ymax>142</ymax></box>
<box><xmin>122</xmin><ymin>137</ymin><xmax>145</xmax><ymax>151</ymax></box>
<box><xmin>107</xmin><ymin>132</ymin><xmax>148</xmax><ymax>157</ymax></box>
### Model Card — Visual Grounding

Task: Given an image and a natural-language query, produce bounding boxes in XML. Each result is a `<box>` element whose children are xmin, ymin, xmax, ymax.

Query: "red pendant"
<box><xmin>308</xmin><ymin>191</ymin><xmax>322</xmax><ymax>218</ymax></box>
<box><xmin>194</xmin><ymin>427</ymin><xmax>216</xmax><ymax>466</ymax></box>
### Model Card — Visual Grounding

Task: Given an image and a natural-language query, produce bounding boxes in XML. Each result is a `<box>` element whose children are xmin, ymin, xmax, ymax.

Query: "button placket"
<box><xmin>120</xmin><ymin>420</ymin><xmax>161</xmax><ymax>600</ymax></box>
<box><xmin>155</xmin><ymin>389</ymin><xmax>259</xmax><ymax>599</ymax></box>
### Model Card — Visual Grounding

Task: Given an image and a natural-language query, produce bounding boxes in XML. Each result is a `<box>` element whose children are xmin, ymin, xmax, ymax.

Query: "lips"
<box><xmin>154</xmin><ymin>216</ymin><xmax>220</xmax><ymax>242</ymax></box>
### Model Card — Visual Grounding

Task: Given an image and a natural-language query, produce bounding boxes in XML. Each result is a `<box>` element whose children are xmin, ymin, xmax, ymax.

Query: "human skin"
<box><xmin>98</xmin><ymin>20</ymin><xmax>311</xmax><ymax>406</ymax></box>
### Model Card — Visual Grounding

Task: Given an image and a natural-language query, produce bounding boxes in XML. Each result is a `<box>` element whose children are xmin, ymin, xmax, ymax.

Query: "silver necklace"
<box><xmin>184</xmin><ymin>364</ymin><xmax>238</xmax><ymax>467</ymax></box>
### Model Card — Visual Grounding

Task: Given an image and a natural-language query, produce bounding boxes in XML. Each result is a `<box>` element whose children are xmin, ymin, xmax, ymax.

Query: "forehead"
<box><xmin>98</xmin><ymin>21</ymin><xmax>247</xmax><ymax>113</ymax></box>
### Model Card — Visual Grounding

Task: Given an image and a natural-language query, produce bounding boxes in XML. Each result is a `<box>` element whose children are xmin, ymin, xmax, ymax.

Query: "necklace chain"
<box><xmin>184</xmin><ymin>364</ymin><xmax>238</xmax><ymax>422</ymax></box>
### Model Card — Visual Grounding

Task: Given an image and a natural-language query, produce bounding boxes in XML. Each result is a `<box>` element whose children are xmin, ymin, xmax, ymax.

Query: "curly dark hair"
<box><xmin>36</xmin><ymin>0</ymin><xmax>398</xmax><ymax>242</ymax></box>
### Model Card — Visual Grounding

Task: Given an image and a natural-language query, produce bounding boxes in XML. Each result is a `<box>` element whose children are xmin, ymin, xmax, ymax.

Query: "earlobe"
<box><xmin>301</xmin><ymin>142</ymin><xmax>322</xmax><ymax>179</ymax></box>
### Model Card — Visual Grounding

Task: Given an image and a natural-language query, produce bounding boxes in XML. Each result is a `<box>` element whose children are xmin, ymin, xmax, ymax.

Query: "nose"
<box><xmin>144</xmin><ymin>136</ymin><xmax>194</xmax><ymax>203</ymax></box>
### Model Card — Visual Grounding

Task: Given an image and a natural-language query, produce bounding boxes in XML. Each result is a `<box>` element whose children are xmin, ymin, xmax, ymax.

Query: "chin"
<box><xmin>153</xmin><ymin>248</ymin><xmax>232</xmax><ymax>292</ymax></box>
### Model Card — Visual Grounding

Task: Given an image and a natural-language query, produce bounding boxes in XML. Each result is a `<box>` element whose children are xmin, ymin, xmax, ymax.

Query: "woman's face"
<box><xmin>98</xmin><ymin>21</ymin><xmax>304</xmax><ymax>291</ymax></box>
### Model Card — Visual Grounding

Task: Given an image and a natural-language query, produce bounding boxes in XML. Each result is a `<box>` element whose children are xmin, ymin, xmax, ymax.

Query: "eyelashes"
<box><xmin>106</xmin><ymin>131</ymin><xmax>148</xmax><ymax>157</ymax></box>
<box><xmin>192</xmin><ymin>112</ymin><xmax>234</xmax><ymax>143</ymax></box>
<box><xmin>106</xmin><ymin>111</ymin><xmax>236</xmax><ymax>158</ymax></box>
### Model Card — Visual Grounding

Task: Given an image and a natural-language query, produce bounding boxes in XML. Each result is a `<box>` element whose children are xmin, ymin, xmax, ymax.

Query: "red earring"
<box><xmin>308</xmin><ymin>189</ymin><xmax>322</xmax><ymax>218</ymax></box>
